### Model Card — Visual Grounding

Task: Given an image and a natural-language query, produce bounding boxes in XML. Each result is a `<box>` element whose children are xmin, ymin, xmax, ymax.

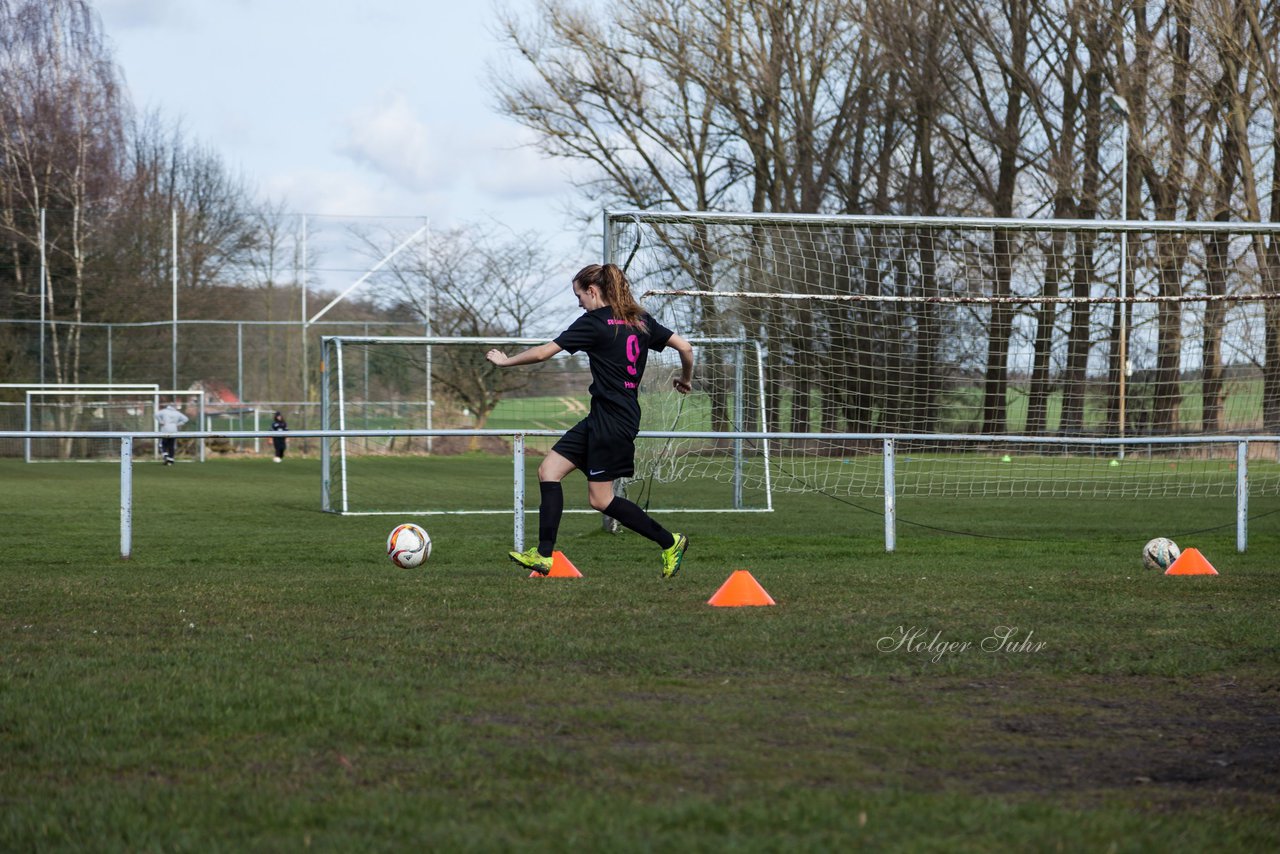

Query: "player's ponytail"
<box><xmin>575</xmin><ymin>263</ymin><xmax>646</xmax><ymax>330</ymax></box>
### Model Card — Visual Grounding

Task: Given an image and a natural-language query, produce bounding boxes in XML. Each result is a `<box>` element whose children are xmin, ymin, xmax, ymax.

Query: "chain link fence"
<box><xmin>0</xmin><ymin>318</ymin><xmax>426</xmax><ymax>458</ymax></box>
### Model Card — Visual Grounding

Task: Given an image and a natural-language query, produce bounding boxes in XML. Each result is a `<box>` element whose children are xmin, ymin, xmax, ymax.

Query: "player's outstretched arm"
<box><xmin>486</xmin><ymin>342</ymin><xmax>562</xmax><ymax>368</ymax></box>
<box><xmin>668</xmin><ymin>333</ymin><xmax>694</xmax><ymax>394</ymax></box>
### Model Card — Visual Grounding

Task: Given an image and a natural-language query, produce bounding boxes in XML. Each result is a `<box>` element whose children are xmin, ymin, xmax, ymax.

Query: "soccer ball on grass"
<box><xmin>1142</xmin><ymin>537</ymin><xmax>1180</xmax><ymax>572</ymax></box>
<box><xmin>387</xmin><ymin>523</ymin><xmax>431</xmax><ymax>568</ymax></box>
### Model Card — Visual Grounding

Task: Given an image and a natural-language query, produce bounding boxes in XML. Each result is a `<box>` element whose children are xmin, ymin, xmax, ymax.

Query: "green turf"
<box><xmin>2</xmin><ymin>457</ymin><xmax>1278</xmax><ymax>850</ymax></box>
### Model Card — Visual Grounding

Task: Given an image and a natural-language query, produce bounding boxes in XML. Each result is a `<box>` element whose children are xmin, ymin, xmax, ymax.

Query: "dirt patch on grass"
<box><xmin>452</xmin><ymin>672</ymin><xmax>1279</xmax><ymax>816</ymax></box>
<box><xmin>941</xmin><ymin>675</ymin><xmax>1280</xmax><ymax>808</ymax></box>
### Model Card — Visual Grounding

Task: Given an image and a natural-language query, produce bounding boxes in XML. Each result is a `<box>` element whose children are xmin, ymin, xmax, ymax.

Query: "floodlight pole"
<box><xmin>39</xmin><ymin>208</ymin><xmax>46</xmax><ymax>384</ymax></box>
<box><xmin>424</xmin><ymin>220</ymin><xmax>433</xmax><ymax>453</ymax></box>
<box><xmin>1106</xmin><ymin>93</ymin><xmax>1130</xmax><ymax>458</ymax></box>
<box><xmin>172</xmin><ymin>206</ymin><xmax>179</xmax><ymax>390</ymax></box>
<box><xmin>301</xmin><ymin>215</ymin><xmax>309</xmax><ymax>407</ymax></box>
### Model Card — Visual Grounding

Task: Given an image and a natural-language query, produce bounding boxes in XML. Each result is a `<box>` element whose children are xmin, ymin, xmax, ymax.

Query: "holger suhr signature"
<box><xmin>877</xmin><ymin>626</ymin><xmax>1046</xmax><ymax>663</ymax></box>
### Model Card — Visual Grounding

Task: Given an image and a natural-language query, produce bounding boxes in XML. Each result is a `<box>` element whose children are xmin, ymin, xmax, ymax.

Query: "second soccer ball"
<box><xmin>1142</xmin><ymin>537</ymin><xmax>1180</xmax><ymax>572</ymax></box>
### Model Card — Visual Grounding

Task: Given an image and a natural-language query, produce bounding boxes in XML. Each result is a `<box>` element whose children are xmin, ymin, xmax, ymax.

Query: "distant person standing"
<box><xmin>155</xmin><ymin>402</ymin><xmax>188</xmax><ymax>466</ymax></box>
<box><xmin>271</xmin><ymin>411</ymin><xmax>288</xmax><ymax>462</ymax></box>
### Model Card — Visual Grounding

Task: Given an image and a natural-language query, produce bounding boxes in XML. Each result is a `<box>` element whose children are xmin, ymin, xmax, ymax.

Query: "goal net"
<box><xmin>320</xmin><ymin>335</ymin><xmax>768</xmax><ymax>515</ymax></box>
<box><xmin>0</xmin><ymin>384</ymin><xmax>159</xmax><ymax>458</ymax></box>
<box><xmin>607</xmin><ymin>210</ymin><xmax>1280</xmax><ymax>500</ymax></box>
<box><xmin>23</xmin><ymin>389</ymin><xmax>207</xmax><ymax>462</ymax></box>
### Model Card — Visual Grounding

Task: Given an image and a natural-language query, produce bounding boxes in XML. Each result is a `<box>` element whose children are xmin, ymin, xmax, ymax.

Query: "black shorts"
<box><xmin>552</xmin><ymin>418</ymin><xmax>635</xmax><ymax>482</ymax></box>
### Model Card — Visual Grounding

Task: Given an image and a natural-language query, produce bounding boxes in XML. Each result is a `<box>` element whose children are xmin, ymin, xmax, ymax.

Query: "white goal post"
<box><xmin>604</xmin><ymin>209</ymin><xmax>1280</xmax><ymax>503</ymax></box>
<box><xmin>318</xmin><ymin>334</ymin><xmax>770</xmax><ymax>515</ymax></box>
<box><xmin>1</xmin><ymin>383</ymin><xmax>160</xmax><ymax>390</ymax></box>
<box><xmin>24</xmin><ymin>389</ymin><xmax>207</xmax><ymax>462</ymax></box>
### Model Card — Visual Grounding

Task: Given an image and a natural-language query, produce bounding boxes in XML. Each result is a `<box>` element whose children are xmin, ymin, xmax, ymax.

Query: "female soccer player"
<box><xmin>486</xmin><ymin>263</ymin><xmax>695</xmax><ymax>578</ymax></box>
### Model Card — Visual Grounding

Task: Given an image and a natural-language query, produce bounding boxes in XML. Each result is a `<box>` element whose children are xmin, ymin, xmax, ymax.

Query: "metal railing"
<box><xmin>1</xmin><ymin>429</ymin><xmax>1266</xmax><ymax>560</ymax></box>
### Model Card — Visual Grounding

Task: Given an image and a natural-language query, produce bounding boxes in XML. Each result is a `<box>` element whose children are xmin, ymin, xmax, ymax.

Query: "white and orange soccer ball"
<box><xmin>387</xmin><ymin>523</ymin><xmax>431</xmax><ymax>568</ymax></box>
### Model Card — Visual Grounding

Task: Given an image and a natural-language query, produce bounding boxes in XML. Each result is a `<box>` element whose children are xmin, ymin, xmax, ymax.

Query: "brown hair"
<box><xmin>573</xmin><ymin>263</ymin><xmax>646</xmax><ymax>329</ymax></box>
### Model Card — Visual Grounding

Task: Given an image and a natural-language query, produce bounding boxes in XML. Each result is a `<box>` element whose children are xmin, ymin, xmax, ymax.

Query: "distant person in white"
<box><xmin>155</xmin><ymin>403</ymin><xmax>189</xmax><ymax>466</ymax></box>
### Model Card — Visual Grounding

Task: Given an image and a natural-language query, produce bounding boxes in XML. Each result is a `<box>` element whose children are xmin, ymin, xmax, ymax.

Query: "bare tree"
<box><xmin>0</xmin><ymin>0</ymin><xmax>126</xmax><ymax>395</ymax></box>
<box><xmin>84</xmin><ymin>110</ymin><xmax>267</xmax><ymax>390</ymax></box>
<box><xmin>241</xmin><ymin>198</ymin><xmax>302</xmax><ymax>399</ymax></box>
<box><xmin>121</xmin><ymin>113</ymin><xmax>259</xmax><ymax>292</ymax></box>
<box><xmin>1195</xmin><ymin>0</ymin><xmax>1254</xmax><ymax>433</ymax></box>
<box><xmin>1116</xmin><ymin>0</ymin><xmax>1200</xmax><ymax>434</ymax></box>
<box><xmin>493</xmin><ymin>0</ymin><xmax>735</xmax><ymax>215</ymax></box>
<box><xmin>1207</xmin><ymin>0</ymin><xmax>1280</xmax><ymax>430</ymax></box>
<box><xmin>1016</xmin><ymin>0</ymin><xmax>1111</xmax><ymax>436</ymax></box>
<box><xmin>940</xmin><ymin>0</ymin><xmax>1038</xmax><ymax>433</ymax></box>
<box><xmin>1053</xmin><ymin>0</ymin><xmax>1115</xmax><ymax>436</ymax></box>
<box><xmin>356</xmin><ymin>223</ymin><xmax>559</xmax><ymax>431</ymax></box>
<box><xmin>497</xmin><ymin>0</ymin><xmax>907</xmax><ymax>439</ymax></box>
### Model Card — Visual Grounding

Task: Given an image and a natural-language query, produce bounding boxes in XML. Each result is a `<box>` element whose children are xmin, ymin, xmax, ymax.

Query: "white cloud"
<box><xmin>472</xmin><ymin>128</ymin><xmax>578</xmax><ymax>201</ymax></box>
<box><xmin>95</xmin><ymin>0</ymin><xmax>591</xmax><ymax>296</ymax></box>
<box><xmin>264</xmin><ymin>170</ymin><xmax>406</xmax><ymax>218</ymax></box>
<box><xmin>335</xmin><ymin>83</ymin><xmax>587</xmax><ymax>202</ymax></box>
<box><xmin>336</xmin><ymin>93</ymin><xmax>449</xmax><ymax>193</ymax></box>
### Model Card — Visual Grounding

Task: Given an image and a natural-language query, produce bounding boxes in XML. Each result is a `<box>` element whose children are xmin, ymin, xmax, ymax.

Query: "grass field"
<box><xmin>3</xmin><ymin>457</ymin><xmax>1279</xmax><ymax>851</ymax></box>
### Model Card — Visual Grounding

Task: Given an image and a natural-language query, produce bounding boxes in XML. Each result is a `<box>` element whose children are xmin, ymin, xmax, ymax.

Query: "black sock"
<box><xmin>603</xmin><ymin>497</ymin><xmax>675</xmax><ymax>549</ymax></box>
<box><xmin>538</xmin><ymin>481</ymin><xmax>563</xmax><ymax>557</ymax></box>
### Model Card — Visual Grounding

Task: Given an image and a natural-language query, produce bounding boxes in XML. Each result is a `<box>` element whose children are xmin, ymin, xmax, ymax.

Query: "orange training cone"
<box><xmin>529</xmin><ymin>550</ymin><xmax>583</xmax><ymax>578</ymax></box>
<box><xmin>708</xmin><ymin>570</ymin><xmax>776</xmax><ymax>607</ymax></box>
<box><xmin>1164</xmin><ymin>547</ymin><xmax>1219</xmax><ymax>576</ymax></box>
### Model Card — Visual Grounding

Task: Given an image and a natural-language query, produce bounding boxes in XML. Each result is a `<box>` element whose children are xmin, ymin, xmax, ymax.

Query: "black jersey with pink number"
<box><xmin>553</xmin><ymin>307</ymin><xmax>674</xmax><ymax>434</ymax></box>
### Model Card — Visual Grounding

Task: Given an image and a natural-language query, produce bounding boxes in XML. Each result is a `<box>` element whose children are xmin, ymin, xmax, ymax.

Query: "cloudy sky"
<box><xmin>95</xmin><ymin>0</ymin><xmax>591</xmax><ymax>282</ymax></box>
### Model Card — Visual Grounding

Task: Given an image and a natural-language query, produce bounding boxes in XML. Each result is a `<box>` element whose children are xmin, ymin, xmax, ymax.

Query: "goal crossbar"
<box><xmin>645</xmin><ymin>290</ymin><xmax>1280</xmax><ymax>306</ymax></box>
<box><xmin>608</xmin><ymin>208</ymin><xmax>1280</xmax><ymax>234</ymax></box>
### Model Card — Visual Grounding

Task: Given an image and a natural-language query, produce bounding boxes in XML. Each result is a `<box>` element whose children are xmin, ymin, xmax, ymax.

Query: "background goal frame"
<box><xmin>24</xmin><ymin>389</ymin><xmax>207</xmax><ymax>463</ymax></box>
<box><xmin>318</xmin><ymin>334</ymin><xmax>770</xmax><ymax>516</ymax></box>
